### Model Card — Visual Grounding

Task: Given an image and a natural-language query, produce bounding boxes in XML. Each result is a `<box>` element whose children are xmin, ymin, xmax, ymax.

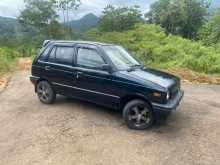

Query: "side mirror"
<box><xmin>101</xmin><ymin>64</ymin><xmax>112</xmax><ymax>73</ymax></box>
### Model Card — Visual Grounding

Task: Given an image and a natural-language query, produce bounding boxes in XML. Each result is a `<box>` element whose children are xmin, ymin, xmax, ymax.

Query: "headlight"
<box><xmin>152</xmin><ymin>92</ymin><xmax>162</xmax><ymax>97</ymax></box>
<box><xmin>166</xmin><ymin>92</ymin><xmax>170</xmax><ymax>100</ymax></box>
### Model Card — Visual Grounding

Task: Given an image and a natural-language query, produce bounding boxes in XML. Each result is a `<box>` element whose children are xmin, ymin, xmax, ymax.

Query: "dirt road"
<box><xmin>0</xmin><ymin>71</ymin><xmax>220</xmax><ymax>165</ymax></box>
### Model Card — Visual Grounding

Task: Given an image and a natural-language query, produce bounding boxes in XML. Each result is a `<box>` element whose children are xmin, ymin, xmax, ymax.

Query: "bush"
<box><xmin>0</xmin><ymin>48</ymin><xmax>20</xmax><ymax>72</ymax></box>
<box><xmin>85</xmin><ymin>24</ymin><xmax>220</xmax><ymax>74</ymax></box>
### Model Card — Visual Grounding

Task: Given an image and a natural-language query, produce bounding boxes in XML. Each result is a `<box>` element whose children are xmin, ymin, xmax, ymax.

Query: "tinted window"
<box><xmin>55</xmin><ymin>47</ymin><xmax>74</xmax><ymax>65</ymax></box>
<box><xmin>77</xmin><ymin>48</ymin><xmax>105</xmax><ymax>68</ymax></box>
<box><xmin>48</xmin><ymin>47</ymin><xmax>56</xmax><ymax>63</ymax></box>
<box><xmin>39</xmin><ymin>45</ymin><xmax>51</xmax><ymax>60</ymax></box>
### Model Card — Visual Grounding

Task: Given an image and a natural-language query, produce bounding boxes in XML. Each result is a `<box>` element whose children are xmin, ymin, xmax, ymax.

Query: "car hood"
<box><xmin>118</xmin><ymin>68</ymin><xmax>179</xmax><ymax>90</ymax></box>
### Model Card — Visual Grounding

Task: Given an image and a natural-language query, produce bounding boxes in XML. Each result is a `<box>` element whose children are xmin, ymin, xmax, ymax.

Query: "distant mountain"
<box><xmin>0</xmin><ymin>13</ymin><xmax>99</xmax><ymax>45</ymax></box>
<box><xmin>69</xmin><ymin>13</ymin><xmax>99</xmax><ymax>33</ymax></box>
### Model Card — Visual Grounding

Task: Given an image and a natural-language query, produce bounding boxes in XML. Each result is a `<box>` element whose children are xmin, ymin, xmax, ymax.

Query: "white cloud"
<box><xmin>0</xmin><ymin>0</ymin><xmax>24</xmax><ymax>18</ymax></box>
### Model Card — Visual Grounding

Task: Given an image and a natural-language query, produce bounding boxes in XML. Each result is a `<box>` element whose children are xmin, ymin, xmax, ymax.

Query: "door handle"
<box><xmin>76</xmin><ymin>72</ymin><xmax>83</xmax><ymax>79</ymax></box>
<box><xmin>45</xmin><ymin>66</ymin><xmax>51</xmax><ymax>71</ymax></box>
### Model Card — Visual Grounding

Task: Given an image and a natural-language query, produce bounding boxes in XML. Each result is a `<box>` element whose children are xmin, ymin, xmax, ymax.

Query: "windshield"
<box><xmin>102</xmin><ymin>45</ymin><xmax>140</xmax><ymax>70</ymax></box>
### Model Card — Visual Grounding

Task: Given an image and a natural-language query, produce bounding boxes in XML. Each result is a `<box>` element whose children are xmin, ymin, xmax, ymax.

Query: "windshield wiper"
<box><xmin>127</xmin><ymin>64</ymin><xmax>143</xmax><ymax>72</ymax></box>
<box><xmin>132</xmin><ymin>64</ymin><xmax>143</xmax><ymax>68</ymax></box>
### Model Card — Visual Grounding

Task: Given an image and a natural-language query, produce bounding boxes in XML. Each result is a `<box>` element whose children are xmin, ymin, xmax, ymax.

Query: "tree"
<box><xmin>182</xmin><ymin>0</ymin><xmax>210</xmax><ymax>38</ymax></box>
<box><xmin>145</xmin><ymin>0</ymin><xmax>170</xmax><ymax>25</ymax></box>
<box><xmin>56</xmin><ymin>0</ymin><xmax>81</xmax><ymax>24</ymax></box>
<box><xmin>99</xmin><ymin>5</ymin><xmax>143</xmax><ymax>32</ymax></box>
<box><xmin>56</xmin><ymin>0</ymin><xmax>81</xmax><ymax>36</ymax></box>
<box><xmin>146</xmin><ymin>0</ymin><xmax>210</xmax><ymax>39</ymax></box>
<box><xmin>19</xmin><ymin>0</ymin><xmax>63</xmax><ymax>40</ymax></box>
<box><xmin>199</xmin><ymin>8</ymin><xmax>220</xmax><ymax>44</ymax></box>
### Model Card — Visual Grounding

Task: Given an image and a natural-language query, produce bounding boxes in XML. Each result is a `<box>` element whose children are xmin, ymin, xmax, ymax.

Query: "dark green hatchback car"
<box><xmin>30</xmin><ymin>40</ymin><xmax>184</xmax><ymax>130</ymax></box>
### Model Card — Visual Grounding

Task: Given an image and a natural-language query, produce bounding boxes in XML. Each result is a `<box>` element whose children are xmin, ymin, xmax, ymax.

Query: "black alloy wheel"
<box><xmin>123</xmin><ymin>100</ymin><xmax>154</xmax><ymax>130</ymax></box>
<box><xmin>36</xmin><ymin>81</ymin><xmax>56</xmax><ymax>104</ymax></box>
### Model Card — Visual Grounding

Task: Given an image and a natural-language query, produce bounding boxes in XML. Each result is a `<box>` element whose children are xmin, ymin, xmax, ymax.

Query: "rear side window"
<box><xmin>39</xmin><ymin>45</ymin><xmax>51</xmax><ymax>61</ymax></box>
<box><xmin>47</xmin><ymin>46</ymin><xmax>74</xmax><ymax>66</ymax></box>
<box><xmin>48</xmin><ymin>47</ymin><xmax>56</xmax><ymax>63</ymax></box>
<box><xmin>77</xmin><ymin>48</ymin><xmax>105</xmax><ymax>68</ymax></box>
<box><xmin>56</xmin><ymin>47</ymin><xmax>74</xmax><ymax>65</ymax></box>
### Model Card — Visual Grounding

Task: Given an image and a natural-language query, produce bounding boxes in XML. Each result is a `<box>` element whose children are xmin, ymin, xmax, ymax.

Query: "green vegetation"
<box><xmin>85</xmin><ymin>24</ymin><xmax>220</xmax><ymax>74</ymax></box>
<box><xmin>19</xmin><ymin>0</ymin><xmax>64</xmax><ymax>40</ymax></box>
<box><xmin>145</xmin><ymin>0</ymin><xmax>210</xmax><ymax>39</ymax></box>
<box><xmin>0</xmin><ymin>17</ymin><xmax>18</xmax><ymax>47</ymax></box>
<box><xmin>0</xmin><ymin>47</ymin><xmax>38</xmax><ymax>73</ymax></box>
<box><xmin>1</xmin><ymin>0</ymin><xmax>220</xmax><ymax>76</ymax></box>
<box><xmin>199</xmin><ymin>8</ymin><xmax>220</xmax><ymax>45</ymax></box>
<box><xmin>82</xmin><ymin>0</ymin><xmax>220</xmax><ymax>74</ymax></box>
<box><xmin>0</xmin><ymin>48</ymin><xmax>21</xmax><ymax>73</ymax></box>
<box><xmin>99</xmin><ymin>5</ymin><xmax>142</xmax><ymax>32</ymax></box>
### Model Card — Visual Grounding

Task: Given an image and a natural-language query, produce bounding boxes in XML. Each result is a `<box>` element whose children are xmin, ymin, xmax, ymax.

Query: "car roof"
<box><xmin>43</xmin><ymin>40</ymin><xmax>115</xmax><ymax>47</ymax></box>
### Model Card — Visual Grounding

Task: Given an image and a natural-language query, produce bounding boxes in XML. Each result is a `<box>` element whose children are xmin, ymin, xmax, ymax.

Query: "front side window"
<box><xmin>77</xmin><ymin>47</ymin><xmax>105</xmax><ymax>68</ymax></box>
<box><xmin>55</xmin><ymin>47</ymin><xmax>74</xmax><ymax>65</ymax></box>
<box><xmin>102</xmin><ymin>45</ymin><xmax>140</xmax><ymax>70</ymax></box>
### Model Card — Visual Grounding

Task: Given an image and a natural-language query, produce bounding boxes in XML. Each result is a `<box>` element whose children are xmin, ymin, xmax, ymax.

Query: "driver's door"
<box><xmin>73</xmin><ymin>44</ymin><xmax>120</xmax><ymax>109</ymax></box>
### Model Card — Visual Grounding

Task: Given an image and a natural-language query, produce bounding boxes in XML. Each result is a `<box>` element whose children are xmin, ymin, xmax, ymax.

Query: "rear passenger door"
<box><xmin>43</xmin><ymin>45</ymin><xmax>76</xmax><ymax>95</ymax></box>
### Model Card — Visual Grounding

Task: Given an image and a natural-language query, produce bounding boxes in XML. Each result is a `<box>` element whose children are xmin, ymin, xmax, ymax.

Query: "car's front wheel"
<box><xmin>123</xmin><ymin>99</ymin><xmax>154</xmax><ymax>130</ymax></box>
<box><xmin>36</xmin><ymin>81</ymin><xmax>56</xmax><ymax>104</ymax></box>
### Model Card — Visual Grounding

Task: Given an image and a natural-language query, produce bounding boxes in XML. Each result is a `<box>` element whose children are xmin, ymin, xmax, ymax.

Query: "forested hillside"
<box><xmin>0</xmin><ymin>17</ymin><xmax>17</xmax><ymax>45</ymax></box>
<box><xmin>0</xmin><ymin>16</ymin><xmax>37</xmax><ymax>47</ymax></box>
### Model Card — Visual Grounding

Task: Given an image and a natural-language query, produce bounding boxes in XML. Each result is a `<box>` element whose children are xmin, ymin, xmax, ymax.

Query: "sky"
<box><xmin>0</xmin><ymin>0</ymin><xmax>156</xmax><ymax>20</ymax></box>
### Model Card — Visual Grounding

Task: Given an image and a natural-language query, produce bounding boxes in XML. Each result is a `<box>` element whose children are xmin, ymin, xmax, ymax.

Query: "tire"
<box><xmin>36</xmin><ymin>81</ymin><xmax>56</xmax><ymax>104</ymax></box>
<box><xmin>123</xmin><ymin>99</ymin><xmax>154</xmax><ymax>130</ymax></box>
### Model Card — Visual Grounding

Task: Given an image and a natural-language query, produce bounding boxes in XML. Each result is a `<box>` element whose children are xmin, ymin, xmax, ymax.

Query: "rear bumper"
<box><xmin>152</xmin><ymin>90</ymin><xmax>184</xmax><ymax>112</ymax></box>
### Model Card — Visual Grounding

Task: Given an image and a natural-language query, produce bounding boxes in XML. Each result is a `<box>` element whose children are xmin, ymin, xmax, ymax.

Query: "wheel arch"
<box><xmin>119</xmin><ymin>94</ymin><xmax>153</xmax><ymax>111</ymax></box>
<box><xmin>35</xmin><ymin>78</ymin><xmax>51</xmax><ymax>92</ymax></box>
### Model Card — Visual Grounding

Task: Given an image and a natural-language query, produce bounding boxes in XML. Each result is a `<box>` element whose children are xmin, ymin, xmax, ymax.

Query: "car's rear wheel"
<box><xmin>36</xmin><ymin>81</ymin><xmax>56</xmax><ymax>104</ymax></box>
<box><xmin>123</xmin><ymin>99</ymin><xmax>154</xmax><ymax>130</ymax></box>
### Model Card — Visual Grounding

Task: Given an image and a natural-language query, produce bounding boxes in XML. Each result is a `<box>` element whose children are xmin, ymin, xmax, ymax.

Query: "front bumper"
<box><xmin>152</xmin><ymin>90</ymin><xmax>184</xmax><ymax>112</ymax></box>
<box><xmin>30</xmin><ymin>76</ymin><xmax>40</xmax><ymax>85</ymax></box>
